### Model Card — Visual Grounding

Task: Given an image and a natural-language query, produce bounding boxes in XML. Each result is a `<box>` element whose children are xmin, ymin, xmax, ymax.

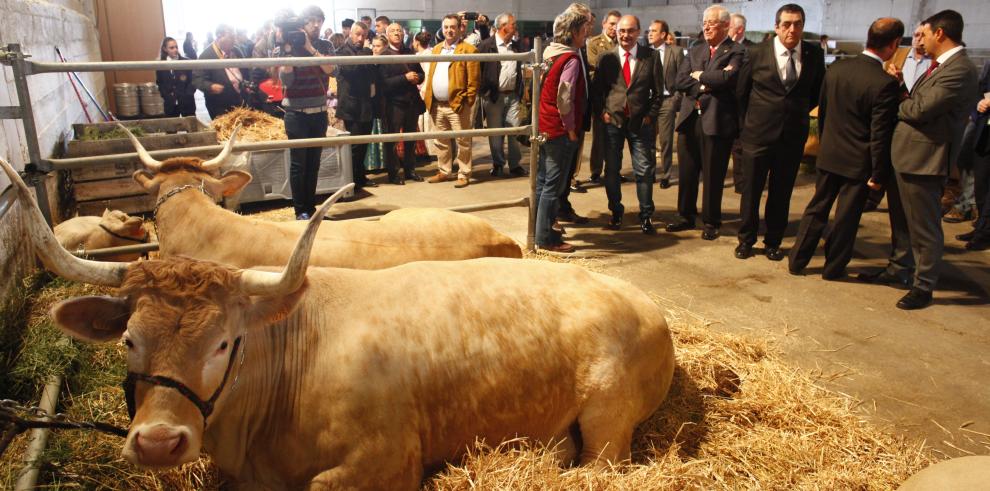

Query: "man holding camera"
<box><xmin>279</xmin><ymin>6</ymin><xmax>334</xmax><ymax>220</ymax></box>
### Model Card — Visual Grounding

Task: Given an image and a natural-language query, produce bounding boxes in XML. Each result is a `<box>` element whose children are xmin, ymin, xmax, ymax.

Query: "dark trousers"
<box><xmin>737</xmin><ymin>139</ymin><xmax>805</xmax><ymax>247</ymax></box>
<box><xmin>588</xmin><ymin>117</ymin><xmax>606</xmax><ymax>178</ymax></box>
<box><xmin>973</xmin><ymin>148</ymin><xmax>990</xmax><ymax>239</ymax></box>
<box><xmin>890</xmin><ymin>172</ymin><xmax>945</xmax><ymax>292</ymax></box>
<box><xmin>344</xmin><ymin>120</ymin><xmax>372</xmax><ymax>186</ymax></box>
<box><xmin>788</xmin><ymin>170</ymin><xmax>870</xmax><ymax>277</ymax></box>
<box><xmin>604</xmin><ymin>122</ymin><xmax>656</xmax><ymax>221</ymax></box>
<box><xmin>204</xmin><ymin>87</ymin><xmax>242</xmax><ymax>119</ymax></box>
<box><xmin>559</xmin><ymin>130</ymin><xmax>585</xmax><ymax>215</ymax></box>
<box><xmin>676</xmin><ymin>115</ymin><xmax>732</xmax><ymax>227</ymax></box>
<box><xmin>285</xmin><ymin>110</ymin><xmax>329</xmax><ymax>216</ymax></box>
<box><xmin>384</xmin><ymin>104</ymin><xmax>419</xmax><ymax>179</ymax></box>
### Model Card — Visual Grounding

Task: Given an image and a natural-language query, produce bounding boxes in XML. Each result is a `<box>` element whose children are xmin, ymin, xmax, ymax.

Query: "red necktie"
<box><xmin>922</xmin><ymin>60</ymin><xmax>940</xmax><ymax>80</ymax></box>
<box><xmin>622</xmin><ymin>51</ymin><xmax>631</xmax><ymax>86</ymax></box>
<box><xmin>709</xmin><ymin>46</ymin><xmax>717</xmax><ymax>59</ymax></box>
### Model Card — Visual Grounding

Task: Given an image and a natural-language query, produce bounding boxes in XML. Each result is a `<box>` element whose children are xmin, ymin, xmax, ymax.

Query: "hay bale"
<box><xmin>211</xmin><ymin>107</ymin><xmax>286</xmax><ymax>142</ymax></box>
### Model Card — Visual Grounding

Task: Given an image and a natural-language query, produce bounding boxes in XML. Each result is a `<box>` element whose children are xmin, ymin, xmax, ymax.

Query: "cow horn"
<box><xmin>238</xmin><ymin>183</ymin><xmax>354</xmax><ymax>296</ymax></box>
<box><xmin>201</xmin><ymin>123</ymin><xmax>241</xmax><ymax>171</ymax></box>
<box><xmin>0</xmin><ymin>157</ymin><xmax>127</xmax><ymax>287</ymax></box>
<box><xmin>118</xmin><ymin>123</ymin><xmax>162</xmax><ymax>172</ymax></box>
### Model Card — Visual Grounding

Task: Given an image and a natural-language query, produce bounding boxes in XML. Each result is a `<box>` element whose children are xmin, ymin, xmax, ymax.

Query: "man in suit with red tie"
<box><xmin>788</xmin><ymin>18</ymin><xmax>904</xmax><ymax>280</ymax></box>
<box><xmin>735</xmin><ymin>3</ymin><xmax>825</xmax><ymax>261</ymax></box>
<box><xmin>592</xmin><ymin>15</ymin><xmax>666</xmax><ymax>234</ymax></box>
<box><xmin>667</xmin><ymin>5</ymin><xmax>745</xmax><ymax>240</ymax></box>
<box><xmin>859</xmin><ymin>9</ymin><xmax>979</xmax><ymax>309</ymax></box>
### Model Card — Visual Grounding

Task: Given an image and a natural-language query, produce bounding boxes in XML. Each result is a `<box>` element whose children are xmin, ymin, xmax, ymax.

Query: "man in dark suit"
<box><xmin>728</xmin><ymin>12</ymin><xmax>754</xmax><ymax>194</ymax></box>
<box><xmin>668</xmin><ymin>5</ymin><xmax>745</xmax><ymax>240</ymax></box>
<box><xmin>592</xmin><ymin>15</ymin><xmax>665</xmax><ymax>234</ymax></box>
<box><xmin>788</xmin><ymin>18</ymin><xmax>904</xmax><ymax>279</ymax></box>
<box><xmin>478</xmin><ymin>13</ymin><xmax>527</xmax><ymax>178</ymax></box>
<box><xmin>381</xmin><ymin>22</ymin><xmax>426</xmax><ymax>184</ymax></box>
<box><xmin>735</xmin><ymin>3</ymin><xmax>825</xmax><ymax>261</ymax></box>
<box><xmin>646</xmin><ymin>19</ymin><xmax>683</xmax><ymax>190</ymax></box>
<box><xmin>860</xmin><ymin>9</ymin><xmax>979</xmax><ymax>309</ymax></box>
<box><xmin>333</xmin><ymin>21</ymin><xmax>378</xmax><ymax>190</ymax></box>
<box><xmin>192</xmin><ymin>24</ymin><xmax>246</xmax><ymax>119</ymax></box>
<box><xmin>956</xmin><ymin>68</ymin><xmax>990</xmax><ymax>251</ymax></box>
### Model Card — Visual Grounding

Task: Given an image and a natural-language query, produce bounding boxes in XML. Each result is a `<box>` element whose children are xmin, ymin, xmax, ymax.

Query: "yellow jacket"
<box><xmin>424</xmin><ymin>41</ymin><xmax>480</xmax><ymax>113</ymax></box>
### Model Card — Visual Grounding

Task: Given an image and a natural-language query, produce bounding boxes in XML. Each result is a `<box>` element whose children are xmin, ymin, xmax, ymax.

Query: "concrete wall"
<box><xmin>0</xmin><ymin>0</ymin><xmax>105</xmax><ymax>299</ymax></box>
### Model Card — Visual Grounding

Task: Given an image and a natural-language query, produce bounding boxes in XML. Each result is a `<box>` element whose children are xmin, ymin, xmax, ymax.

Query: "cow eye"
<box><xmin>124</xmin><ymin>339</ymin><xmax>134</xmax><ymax>349</ymax></box>
<box><xmin>218</xmin><ymin>341</ymin><xmax>228</xmax><ymax>352</ymax></box>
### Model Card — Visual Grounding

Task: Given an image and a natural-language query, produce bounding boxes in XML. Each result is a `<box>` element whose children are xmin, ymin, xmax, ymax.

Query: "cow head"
<box><xmin>120</xmin><ymin>124</ymin><xmax>254</xmax><ymax>202</ymax></box>
<box><xmin>1</xmin><ymin>156</ymin><xmax>353</xmax><ymax>469</ymax></box>
<box><xmin>100</xmin><ymin>209</ymin><xmax>148</xmax><ymax>241</ymax></box>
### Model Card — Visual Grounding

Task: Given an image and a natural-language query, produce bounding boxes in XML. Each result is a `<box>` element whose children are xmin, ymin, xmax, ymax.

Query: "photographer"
<box><xmin>278</xmin><ymin>5</ymin><xmax>334</xmax><ymax>220</ymax></box>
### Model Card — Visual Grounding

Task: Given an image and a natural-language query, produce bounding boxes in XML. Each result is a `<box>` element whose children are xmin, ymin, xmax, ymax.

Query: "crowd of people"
<box><xmin>151</xmin><ymin>4</ymin><xmax>989</xmax><ymax>310</ymax></box>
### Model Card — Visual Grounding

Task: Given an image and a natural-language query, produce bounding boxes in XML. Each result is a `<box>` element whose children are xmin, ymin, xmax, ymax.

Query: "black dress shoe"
<box><xmin>361</xmin><ymin>180</ymin><xmax>378</xmax><ymax>188</ymax></box>
<box><xmin>569</xmin><ymin>182</ymin><xmax>587</xmax><ymax>193</ymax></box>
<box><xmin>863</xmin><ymin>200</ymin><xmax>880</xmax><ymax>212</ymax></box>
<box><xmin>701</xmin><ymin>225</ymin><xmax>719</xmax><ymax>241</ymax></box>
<box><xmin>509</xmin><ymin>166</ymin><xmax>529</xmax><ymax>177</ymax></box>
<box><xmin>558</xmin><ymin>209</ymin><xmax>589</xmax><ymax>224</ymax></box>
<box><xmin>765</xmin><ymin>246</ymin><xmax>785</xmax><ymax>261</ymax></box>
<box><xmin>388</xmin><ymin>176</ymin><xmax>405</xmax><ymax>185</ymax></box>
<box><xmin>665</xmin><ymin>220</ymin><xmax>695</xmax><ymax>233</ymax></box>
<box><xmin>605</xmin><ymin>214</ymin><xmax>622</xmax><ymax>230</ymax></box>
<box><xmin>956</xmin><ymin>230</ymin><xmax>976</xmax><ymax>241</ymax></box>
<box><xmin>821</xmin><ymin>270</ymin><xmax>847</xmax><ymax>281</ymax></box>
<box><xmin>965</xmin><ymin>237</ymin><xmax>990</xmax><ymax>251</ymax></box>
<box><xmin>589</xmin><ymin>173</ymin><xmax>601</xmax><ymax>183</ymax></box>
<box><xmin>619</xmin><ymin>175</ymin><xmax>630</xmax><ymax>183</ymax></box>
<box><xmin>857</xmin><ymin>269</ymin><xmax>909</xmax><ymax>287</ymax></box>
<box><xmin>405</xmin><ymin>173</ymin><xmax>425</xmax><ymax>182</ymax></box>
<box><xmin>641</xmin><ymin>218</ymin><xmax>657</xmax><ymax>235</ymax></box>
<box><xmin>489</xmin><ymin>166</ymin><xmax>504</xmax><ymax>177</ymax></box>
<box><xmin>734</xmin><ymin>243</ymin><xmax>753</xmax><ymax>259</ymax></box>
<box><xmin>896</xmin><ymin>288</ymin><xmax>933</xmax><ymax>310</ymax></box>
<box><xmin>659</xmin><ymin>178</ymin><xmax>671</xmax><ymax>189</ymax></box>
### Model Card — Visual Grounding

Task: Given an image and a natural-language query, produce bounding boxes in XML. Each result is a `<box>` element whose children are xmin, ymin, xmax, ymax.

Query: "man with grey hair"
<box><xmin>557</xmin><ymin>3</ymin><xmax>596</xmax><ymax>223</ymax></box>
<box><xmin>478</xmin><ymin>13</ymin><xmax>527</xmax><ymax>178</ymax></box>
<box><xmin>728</xmin><ymin>13</ymin><xmax>752</xmax><ymax>46</ymax></box>
<box><xmin>192</xmin><ymin>24</ymin><xmax>245</xmax><ymax>119</ymax></box>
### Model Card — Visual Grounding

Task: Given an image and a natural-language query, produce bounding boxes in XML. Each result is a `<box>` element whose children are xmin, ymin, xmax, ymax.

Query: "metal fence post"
<box><xmin>4</xmin><ymin>44</ymin><xmax>53</xmax><ymax>225</ymax></box>
<box><xmin>526</xmin><ymin>38</ymin><xmax>544</xmax><ymax>252</ymax></box>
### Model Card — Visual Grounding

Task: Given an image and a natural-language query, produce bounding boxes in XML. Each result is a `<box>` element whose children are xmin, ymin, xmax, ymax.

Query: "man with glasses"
<box><xmin>734</xmin><ymin>3</ymin><xmax>825</xmax><ymax>261</ymax></box>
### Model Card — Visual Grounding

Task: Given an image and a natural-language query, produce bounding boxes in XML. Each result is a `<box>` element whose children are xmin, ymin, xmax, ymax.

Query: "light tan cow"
<box><xmin>4</xmin><ymin>157</ymin><xmax>675</xmax><ymax>489</ymax></box>
<box><xmin>54</xmin><ymin>209</ymin><xmax>148</xmax><ymax>261</ymax></box>
<box><xmin>121</xmin><ymin>125</ymin><xmax>522</xmax><ymax>269</ymax></box>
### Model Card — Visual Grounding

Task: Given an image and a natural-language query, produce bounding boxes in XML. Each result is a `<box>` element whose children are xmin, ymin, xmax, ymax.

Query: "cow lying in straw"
<box><xmin>120</xmin><ymin>124</ymin><xmax>522</xmax><ymax>268</ymax></box>
<box><xmin>4</xmin><ymin>157</ymin><xmax>675</xmax><ymax>489</ymax></box>
<box><xmin>54</xmin><ymin>209</ymin><xmax>148</xmax><ymax>261</ymax></box>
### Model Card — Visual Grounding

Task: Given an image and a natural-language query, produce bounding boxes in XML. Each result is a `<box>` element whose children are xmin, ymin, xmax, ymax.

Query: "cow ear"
<box><xmin>245</xmin><ymin>286</ymin><xmax>307</xmax><ymax>327</ymax></box>
<box><xmin>51</xmin><ymin>296</ymin><xmax>130</xmax><ymax>342</ymax></box>
<box><xmin>216</xmin><ymin>170</ymin><xmax>253</xmax><ymax>197</ymax></box>
<box><xmin>133</xmin><ymin>170</ymin><xmax>161</xmax><ymax>195</ymax></box>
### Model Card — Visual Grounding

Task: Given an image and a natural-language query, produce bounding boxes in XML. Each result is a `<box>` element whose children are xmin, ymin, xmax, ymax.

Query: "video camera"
<box><xmin>276</xmin><ymin>16</ymin><xmax>309</xmax><ymax>55</ymax></box>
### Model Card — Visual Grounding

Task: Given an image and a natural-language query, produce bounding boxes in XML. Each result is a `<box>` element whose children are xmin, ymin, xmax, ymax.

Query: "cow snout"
<box><xmin>131</xmin><ymin>424</ymin><xmax>191</xmax><ymax>468</ymax></box>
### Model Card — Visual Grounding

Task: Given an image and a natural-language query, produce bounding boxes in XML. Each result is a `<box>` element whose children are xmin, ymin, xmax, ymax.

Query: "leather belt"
<box><xmin>289</xmin><ymin>106</ymin><xmax>327</xmax><ymax>114</ymax></box>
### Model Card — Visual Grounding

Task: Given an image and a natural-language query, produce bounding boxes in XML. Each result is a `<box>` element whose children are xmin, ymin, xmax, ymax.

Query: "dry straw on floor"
<box><xmin>211</xmin><ymin>107</ymin><xmax>286</xmax><ymax>142</ymax></box>
<box><xmin>1</xmin><ymin>260</ymin><xmax>934</xmax><ymax>489</ymax></box>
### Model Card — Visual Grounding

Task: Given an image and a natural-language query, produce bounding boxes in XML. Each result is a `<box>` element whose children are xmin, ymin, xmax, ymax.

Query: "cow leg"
<box><xmin>548</xmin><ymin>425</ymin><xmax>580</xmax><ymax>467</ymax></box>
<box><xmin>306</xmin><ymin>435</ymin><xmax>422</xmax><ymax>490</ymax></box>
<box><xmin>576</xmin><ymin>404</ymin><xmax>634</xmax><ymax>468</ymax></box>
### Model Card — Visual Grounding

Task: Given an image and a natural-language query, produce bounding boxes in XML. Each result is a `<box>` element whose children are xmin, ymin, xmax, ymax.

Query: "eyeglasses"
<box><xmin>702</xmin><ymin>20</ymin><xmax>723</xmax><ymax>27</ymax></box>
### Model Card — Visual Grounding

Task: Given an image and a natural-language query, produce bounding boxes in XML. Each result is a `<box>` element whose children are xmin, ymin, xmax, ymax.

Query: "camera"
<box><xmin>276</xmin><ymin>16</ymin><xmax>309</xmax><ymax>54</ymax></box>
<box><xmin>460</xmin><ymin>12</ymin><xmax>479</xmax><ymax>21</ymax></box>
<box><xmin>239</xmin><ymin>80</ymin><xmax>259</xmax><ymax>94</ymax></box>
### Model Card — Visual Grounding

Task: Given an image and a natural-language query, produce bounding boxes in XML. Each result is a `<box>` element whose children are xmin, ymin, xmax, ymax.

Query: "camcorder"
<box><xmin>277</xmin><ymin>16</ymin><xmax>309</xmax><ymax>55</ymax></box>
<box><xmin>460</xmin><ymin>12</ymin><xmax>479</xmax><ymax>21</ymax></box>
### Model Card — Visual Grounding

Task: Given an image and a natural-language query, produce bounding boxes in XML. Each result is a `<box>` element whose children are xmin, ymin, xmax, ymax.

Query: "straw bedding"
<box><xmin>0</xmin><ymin>260</ymin><xmax>934</xmax><ymax>489</ymax></box>
<box><xmin>211</xmin><ymin>107</ymin><xmax>287</xmax><ymax>142</ymax></box>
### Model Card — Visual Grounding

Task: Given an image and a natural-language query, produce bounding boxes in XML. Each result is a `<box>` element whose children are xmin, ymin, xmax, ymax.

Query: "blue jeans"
<box><xmin>535</xmin><ymin>135</ymin><xmax>578</xmax><ymax>247</ymax></box>
<box><xmin>604</xmin><ymin>122</ymin><xmax>656</xmax><ymax>221</ymax></box>
<box><xmin>484</xmin><ymin>92</ymin><xmax>522</xmax><ymax>170</ymax></box>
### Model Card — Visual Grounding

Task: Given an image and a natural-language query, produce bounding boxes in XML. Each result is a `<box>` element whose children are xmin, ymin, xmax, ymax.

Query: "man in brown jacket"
<box><xmin>424</xmin><ymin>13</ymin><xmax>481</xmax><ymax>188</ymax></box>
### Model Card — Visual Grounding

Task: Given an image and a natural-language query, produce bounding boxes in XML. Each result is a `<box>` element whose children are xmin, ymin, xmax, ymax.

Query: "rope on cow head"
<box><xmin>99</xmin><ymin>224</ymin><xmax>150</xmax><ymax>244</ymax></box>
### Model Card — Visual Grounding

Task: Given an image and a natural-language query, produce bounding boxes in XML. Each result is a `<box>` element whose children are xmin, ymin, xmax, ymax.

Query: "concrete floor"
<box><xmin>299</xmin><ymin>138</ymin><xmax>990</xmax><ymax>458</ymax></box>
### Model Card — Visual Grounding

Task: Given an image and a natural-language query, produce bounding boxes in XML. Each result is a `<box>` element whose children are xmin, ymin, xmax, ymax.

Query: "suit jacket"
<box><xmin>891</xmin><ymin>49</ymin><xmax>980</xmax><ymax>176</ymax></box>
<box><xmin>971</xmin><ymin>61</ymin><xmax>990</xmax><ymax>125</ymax></box>
<box><xmin>379</xmin><ymin>45</ymin><xmax>426</xmax><ymax>114</ymax></box>
<box><xmin>191</xmin><ymin>43</ymin><xmax>245</xmax><ymax>109</ymax></box>
<box><xmin>674</xmin><ymin>37</ymin><xmax>745</xmax><ymax>137</ymax></box>
<box><xmin>650</xmin><ymin>43</ymin><xmax>684</xmax><ymax>96</ymax></box>
<box><xmin>333</xmin><ymin>41</ymin><xmax>377</xmax><ymax>122</ymax></box>
<box><xmin>586</xmin><ymin>33</ymin><xmax>616</xmax><ymax>72</ymax></box>
<box><xmin>423</xmin><ymin>41</ymin><xmax>480</xmax><ymax>113</ymax></box>
<box><xmin>592</xmin><ymin>45</ymin><xmax>665</xmax><ymax>133</ymax></box>
<box><xmin>478</xmin><ymin>35</ymin><xmax>523</xmax><ymax>102</ymax></box>
<box><xmin>737</xmin><ymin>39</ymin><xmax>825</xmax><ymax>147</ymax></box>
<box><xmin>816</xmin><ymin>54</ymin><xmax>900</xmax><ymax>182</ymax></box>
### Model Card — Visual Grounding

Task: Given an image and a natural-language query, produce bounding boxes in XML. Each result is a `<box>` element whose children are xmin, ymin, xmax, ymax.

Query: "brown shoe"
<box><xmin>539</xmin><ymin>242</ymin><xmax>575</xmax><ymax>253</ymax></box>
<box><xmin>427</xmin><ymin>172</ymin><xmax>452</xmax><ymax>184</ymax></box>
<box><xmin>454</xmin><ymin>177</ymin><xmax>469</xmax><ymax>188</ymax></box>
<box><xmin>943</xmin><ymin>208</ymin><xmax>974</xmax><ymax>223</ymax></box>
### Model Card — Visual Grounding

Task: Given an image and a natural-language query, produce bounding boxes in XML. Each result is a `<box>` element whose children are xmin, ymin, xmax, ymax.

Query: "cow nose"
<box><xmin>133</xmin><ymin>424</ymin><xmax>189</xmax><ymax>467</ymax></box>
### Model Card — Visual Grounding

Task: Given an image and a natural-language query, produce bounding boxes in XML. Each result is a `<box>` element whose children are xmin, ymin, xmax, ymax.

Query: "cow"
<box><xmin>54</xmin><ymin>209</ymin><xmax>148</xmax><ymax>261</ymax></box>
<box><xmin>3</xmin><ymin>156</ymin><xmax>676</xmax><ymax>489</ymax></box>
<box><xmin>120</xmin><ymin>125</ymin><xmax>522</xmax><ymax>269</ymax></box>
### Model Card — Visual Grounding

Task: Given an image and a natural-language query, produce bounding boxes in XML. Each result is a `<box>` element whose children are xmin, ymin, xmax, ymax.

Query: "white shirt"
<box><xmin>936</xmin><ymin>45</ymin><xmax>964</xmax><ymax>65</ymax></box>
<box><xmin>861</xmin><ymin>50</ymin><xmax>883</xmax><ymax>64</ymax></box>
<box><xmin>617</xmin><ymin>44</ymin><xmax>638</xmax><ymax>82</ymax></box>
<box><xmin>432</xmin><ymin>43</ymin><xmax>456</xmax><ymax>102</ymax></box>
<box><xmin>774</xmin><ymin>36</ymin><xmax>802</xmax><ymax>83</ymax></box>
<box><xmin>495</xmin><ymin>33</ymin><xmax>518</xmax><ymax>92</ymax></box>
<box><xmin>901</xmin><ymin>49</ymin><xmax>931</xmax><ymax>93</ymax></box>
<box><xmin>652</xmin><ymin>43</ymin><xmax>670</xmax><ymax>95</ymax></box>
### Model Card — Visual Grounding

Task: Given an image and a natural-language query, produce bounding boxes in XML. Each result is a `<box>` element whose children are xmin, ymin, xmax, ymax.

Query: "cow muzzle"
<box><xmin>126</xmin><ymin>422</ymin><xmax>197</xmax><ymax>468</ymax></box>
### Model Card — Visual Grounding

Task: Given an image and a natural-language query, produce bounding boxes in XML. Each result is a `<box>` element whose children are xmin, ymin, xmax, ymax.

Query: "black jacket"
<box><xmin>379</xmin><ymin>45</ymin><xmax>426</xmax><ymax>113</ymax></box>
<box><xmin>156</xmin><ymin>56</ymin><xmax>196</xmax><ymax>116</ymax></box>
<box><xmin>674</xmin><ymin>37</ymin><xmax>745</xmax><ymax>137</ymax></box>
<box><xmin>333</xmin><ymin>42</ymin><xmax>377</xmax><ymax>122</ymax></box>
<box><xmin>592</xmin><ymin>45</ymin><xmax>665</xmax><ymax>133</ymax></box>
<box><xmin>477</xmin><ymin>34</ymin><xmax>523</xmax><ymax>102</ymax></box>
<box><xmin>737</xmin><ymin>39</ymin><xmax>825</xmax><ymax>147</ymax></box>
<box><xmin>816</xmin><ymin>54</ymin><xmax>900</xmax><ymax>182</ymax></box>
<box><xmin>191</xmin><ymin>43</ymin><xmax>246</xmax><ymax>115</ymax></box>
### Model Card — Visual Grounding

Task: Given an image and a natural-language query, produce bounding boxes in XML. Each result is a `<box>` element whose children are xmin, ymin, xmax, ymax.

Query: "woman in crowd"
<box><xmin>156</xmin><ymin>36</ymin><xmax>196</xmax><ymax>117</ymax></box>
<box><xmin>182</xmin><ymin>31</ymin><xmax>197</xmax><ymax>60</ymax></box>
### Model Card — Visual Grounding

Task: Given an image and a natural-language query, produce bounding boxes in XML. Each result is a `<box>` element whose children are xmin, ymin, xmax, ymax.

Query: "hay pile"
<box><xmin>211</xmin><ymin>107</ymin><xmax>286</xmax><ymax>142</ymax></box>
<box><xmin>1</xmin><ymin>266</ymin><xmax>934</xmax><ymax>489</ymax></box>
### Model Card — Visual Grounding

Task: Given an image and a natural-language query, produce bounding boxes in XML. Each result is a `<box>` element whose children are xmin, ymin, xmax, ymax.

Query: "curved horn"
<box><xmin>238</xmin><ymin>183</ymin><xmax>354</xmax><ymax>296</ymax></box>
<box><xmin>118</xmin><ymin>123</ymin><xmax>162</xmax><ymax>171</ymax></box>
<box><xmin>0</xmin><ymin>157</ymin><xmax>128</xmax><ymax>287</ymax></box>
<box><xmin>201</xmin><ymin>123</ymin><xmax>241</xmax><ymax>171</ymax></box>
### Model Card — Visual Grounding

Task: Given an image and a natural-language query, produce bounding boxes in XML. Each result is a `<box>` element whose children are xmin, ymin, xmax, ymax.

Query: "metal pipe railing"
<box><xmin>526</xmin><ymin>38</ymin><xmax>544</xmax><ymax>252</ymax></box>
<box><xmin>43</xmin><ymin>126</ymin><xmax>531</xmax><ymax>170</ymax></box>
